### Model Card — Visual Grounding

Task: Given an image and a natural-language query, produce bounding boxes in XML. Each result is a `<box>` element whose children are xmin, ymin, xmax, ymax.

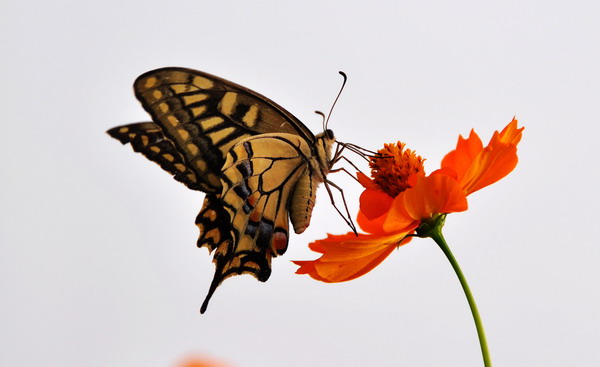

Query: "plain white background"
<box><xmin>1</xmin><ymin>0</ymin><xmax>599</xmax><ymax>366</ymax></box>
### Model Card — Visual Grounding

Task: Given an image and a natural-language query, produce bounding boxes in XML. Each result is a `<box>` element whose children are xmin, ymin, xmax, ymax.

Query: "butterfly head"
<box><xmin>325</xmin><ymin>129</ymin><xmax>334</xmax><ymax>140</ymax></box>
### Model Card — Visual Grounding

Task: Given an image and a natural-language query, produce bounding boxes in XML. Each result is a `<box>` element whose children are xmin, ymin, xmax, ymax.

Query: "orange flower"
<box><xmin>294</xmin><ymin>118</ymin><xmax>524</xmax><ymax>282</ymax></box>
<box><xmin>176</xmin><ymin>356</ymin><xmax>231</xmax><ymax>367</ymax></box>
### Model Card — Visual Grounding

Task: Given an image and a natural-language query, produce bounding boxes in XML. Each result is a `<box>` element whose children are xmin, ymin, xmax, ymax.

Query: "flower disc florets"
<box><xmin>370</xmin><ymin>142</ymin><xmax>425</xmax><ymax>197</ymax></box>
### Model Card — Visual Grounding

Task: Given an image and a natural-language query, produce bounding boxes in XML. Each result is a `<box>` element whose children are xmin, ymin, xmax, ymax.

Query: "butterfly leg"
<box><xmin>324</xmin><ymin>179</ymin><xmax>358</xmax><ymax>235</ymax></box>
<box><xmin>329</xmin><ymin>166</ymin><xmax>360</xmax><ymax>183</ymax></box>
<box><xmin>330</xmin><ymin>143</ymin><xmax>367</xmax><ymax>181</ymax></box>
<box><xmin>332</xmin><ymin>142</ymin><xmax>345</xmax><ymax>163</ymax></box>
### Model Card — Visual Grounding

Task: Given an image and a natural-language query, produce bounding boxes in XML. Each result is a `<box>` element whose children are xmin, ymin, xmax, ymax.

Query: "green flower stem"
<box><xmin>428</xmin><ymin>224</ymin><xmax>491</xmax><ymax>366</ymax></box>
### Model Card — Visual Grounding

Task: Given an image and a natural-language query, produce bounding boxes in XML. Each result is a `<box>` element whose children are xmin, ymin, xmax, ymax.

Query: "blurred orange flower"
<box><xmin>294</xmin><ymin>118</ymin><xmax>524</xmax><ymax>282</ymax></box>
<box><xmin>176</xmin><ymin>355</ymin><xmax>231</xmax><ymax>367</ymax></box>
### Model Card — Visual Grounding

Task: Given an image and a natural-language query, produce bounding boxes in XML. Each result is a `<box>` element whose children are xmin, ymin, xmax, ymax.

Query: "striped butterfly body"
<box><xmin>108</xmin><ymin>67</ymin><xmax>338</xmax><ymax>313</ymax></box>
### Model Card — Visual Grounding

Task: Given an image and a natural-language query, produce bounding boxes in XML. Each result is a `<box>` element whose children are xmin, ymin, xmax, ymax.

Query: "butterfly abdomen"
<box><xmin>289</xmin><ymin>170</ymin><xmax>318</xmax><ymax>234</ymax></box>
<box><xmin>288</xmin><ymin>130</ymin><xmax>336</xmax><ymax>233</ymax></box>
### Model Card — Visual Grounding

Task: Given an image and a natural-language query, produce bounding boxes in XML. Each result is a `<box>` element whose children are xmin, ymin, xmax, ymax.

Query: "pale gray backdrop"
<box><xmin>1</xmin><ymin>0</ymin><xmax>599</xmax><ymax>366</ymax></box>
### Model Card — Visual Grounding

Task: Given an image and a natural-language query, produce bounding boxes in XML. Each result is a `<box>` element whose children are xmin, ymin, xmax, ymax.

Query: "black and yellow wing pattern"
<box><xmin>108</xmin><ymin>67</ymin><xmax>335</xmax><ymax>313</ymax></box>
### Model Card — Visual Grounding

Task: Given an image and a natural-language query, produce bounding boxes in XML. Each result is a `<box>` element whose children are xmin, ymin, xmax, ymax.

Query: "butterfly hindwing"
<box><xmin>195</xmin><ymin>193</ymin><xmax>233</xmax><ymax>253</ymax></box>
<box><xmin>198</xmin><ymin>133</ymin><xmax>321</xmax><ymax>312</ymax></box>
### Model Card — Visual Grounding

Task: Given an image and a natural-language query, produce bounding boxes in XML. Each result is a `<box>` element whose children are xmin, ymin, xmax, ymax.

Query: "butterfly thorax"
<box><xmin>312</xmin><ymin>129</ymin><xmax>336</xmax><ymax>182</ymax></box>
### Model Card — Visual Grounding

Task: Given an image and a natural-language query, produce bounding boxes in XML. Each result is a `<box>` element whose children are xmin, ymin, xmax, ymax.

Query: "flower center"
<box><xmin>370</xmin><ymin>142</ymin><xmax>425</xmax><ymax>197</ymax></box>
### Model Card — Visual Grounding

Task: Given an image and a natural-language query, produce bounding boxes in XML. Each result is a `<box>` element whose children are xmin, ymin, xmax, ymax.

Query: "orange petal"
<box><xmin>383</xmin><ymin>174</ymin><xmax>468</xmax><ymax>232</ymax></box>
<box><xmin>441</xmin><ymin>129</ymin><xmax>484</xmax><ymax>181</ymax></box>
<box><xmin>459</xmin><ymin>118</ymin><xmax>524</xmax><ymax>195</ymax></box>
<box><xmin>381</xmin><ymin>195</ymin><xmax>420</xmax><ymax>234</ymax></box>
<box><xmin>357</xmin><ymin>171</ymin><xmax>378</xmax><ymax>189</ymax></box>
<box><xmin>497</xmin><ymin>117</ymin><xmax>523</xmax><ymax>146</ymax></box>
<box><xmin>357</xmin><ymin>209</ymin><xmax>388</xmax><ymax>234</ymax></box>
<box><xmin>293</xmin><ymin>232</ymin><xmax>411</xmax><ymax>283</ymax></box>
<box><xmin>293</xmin><ymin>259</ymin><xmax>329</xmax><ymax>282</ymax></box>
<box><xmin>359</xmin><ymin>188</ymin><xmax>394</xmax><ymax>220</ymax></box>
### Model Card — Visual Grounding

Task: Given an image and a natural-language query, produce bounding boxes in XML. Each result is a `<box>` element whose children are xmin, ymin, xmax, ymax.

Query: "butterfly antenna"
<box><xmin>314</xmin><ymin>110</ymin><xmax>326</xmax><ymax>131</ymax></box>
<box><xmin>324</xmin><ymin>71</ymin><xmax>348</xmax><ymax>130</ymax></box>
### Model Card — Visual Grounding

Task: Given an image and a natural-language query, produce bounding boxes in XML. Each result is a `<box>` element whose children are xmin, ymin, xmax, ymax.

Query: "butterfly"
<box><xmin>107</xmin><ymin>67</ymin><xmax>355</xmax><ymax>313</ymax></box>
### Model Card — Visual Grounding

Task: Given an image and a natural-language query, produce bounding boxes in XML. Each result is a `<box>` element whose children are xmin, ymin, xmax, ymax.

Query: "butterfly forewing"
<box><xmin>133</xmin><ymin>68</ymin><xmax>317</xmax><ymax>192</ymax></box>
